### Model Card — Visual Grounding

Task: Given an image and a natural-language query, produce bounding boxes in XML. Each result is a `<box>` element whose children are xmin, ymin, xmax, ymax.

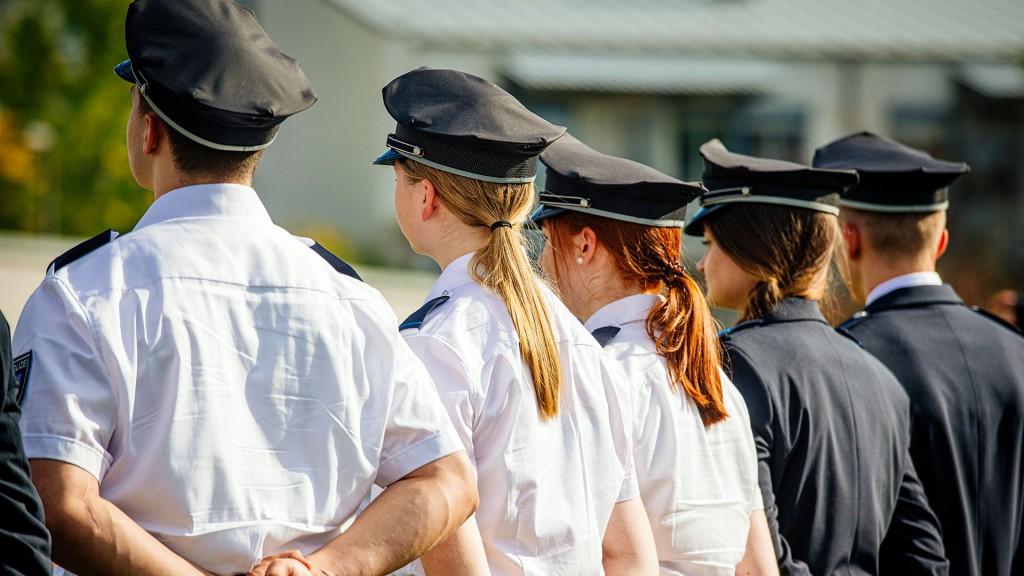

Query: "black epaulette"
<box><xmin>309</xmin><ymin>242</ymin><xmax>362</xmax><ymax>282</ymax></box>
<box><xmin>399</xmin><ymin>295</ymin><xmax>451</xmax><ymax>331</ymax></box>
<box><xmin>718</xmin><ymin>318</ymin><xmax>764</xmax><ymax>340</ymax></box>
<box><xmin>970</xmin><ymin>306</ymin><xmax>1024</xmax><ymax>337</ymax></box>
<box><xmin>591</xmin><ymin>326</ymin><xmax>620</xmax><ymax>347</ymax></box>
<box><xmin>49</xmin><ymin>229</ymin><xmax>118</xmax><ymax>273</ymax></box>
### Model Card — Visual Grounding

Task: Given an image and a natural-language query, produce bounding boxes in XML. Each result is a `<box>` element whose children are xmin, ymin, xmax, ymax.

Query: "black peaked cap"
<box><xmin>373</xmin><ymin>67</ymin><xmax>566</xmax><ymax>183</ymax></box>
<box><xmin>684</xmin><ymin>139</ymin><xmax>858</xmax><ymax>236</ymax></box>
<box><xmin>813</xmin><ymin>132</ymin><xmax>970</xmax><ymax>213</ymax></box>
<box><xmin>115</xmin><ymin>0</ymin><xmax>316</xmax><ymax>151</ymax></box>
<box><xmin>531</xmin><ymin>134</ymin><xmax>704</xmax><ymax>227</ymax></box>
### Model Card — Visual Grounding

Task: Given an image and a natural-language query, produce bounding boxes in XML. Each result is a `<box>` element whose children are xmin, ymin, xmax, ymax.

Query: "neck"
<box><xmin>575</xmin><ymin>259</ymin><xmax>645</xmax><ymax>322</ymax></box>
<box><xmin>858</xmin><ymin>255</ymin><xmax>935</xmax><ymax>303</ymax></box>
<box><xmin>425</xmin><ymin>221</ymin><xmax>490</xmax><ymax>271</ymax></box>
<box><xmin>151</xmin><ymin>163</ymin><xmax>252</xmax><ymax>200</ymax></box>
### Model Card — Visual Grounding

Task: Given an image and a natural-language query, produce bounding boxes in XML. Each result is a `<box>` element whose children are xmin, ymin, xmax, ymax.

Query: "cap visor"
<box><xmin>529</xmin><ymin>205</ymin><xmax>567</xmax><ymax>226</ymax></box>
<box><xmin>114</xmin><ymin>60</ymin><xmax>135</xmax><ymax>83</ymax></box>
<box><xmin>372</xmin><ymin>148</ymin><xmax>403</xmax><ymax>166</ymax></box>
<box><xmin>683</xmin><ymin>204</ymin><xmax>727</xmax><ymax>236</ymax></box>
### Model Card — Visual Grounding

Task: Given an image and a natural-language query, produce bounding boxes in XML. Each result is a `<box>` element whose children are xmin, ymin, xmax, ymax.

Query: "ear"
<box><xmin>419</xmin><ymin>178</ymin><xmax>440</xmax><ymax>221</ymax></box>
<box><xmin>142</xmin><ymin>113</ymin><xmax>164</xmax><ymax>156</ymax></box>
<box><xmin>577</xmin><ymin>226</ymin><xmax>598</xmax><ymax>265</ymax></box>
<box><xmin>935</xmin><ymin>227</ymin><xmax>949</xmax><ymax>260</ymax></box>
<box><xmin>842</xmin><ymin>221</ymin><xmax>862</xmax><ymax>262</ymax></box>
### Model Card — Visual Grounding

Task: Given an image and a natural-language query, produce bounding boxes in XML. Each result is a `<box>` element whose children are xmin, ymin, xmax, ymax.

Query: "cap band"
<box><xmin>387</xmin><ymin>125</ymin><xmax>539</xmax><ymax>184</ymax></box>
<box><xmin>538</xmin><ymin>192</ymin><xmax>686</xmax><ymax>228</ymax></box>
<box><xmin>700</xmin><ymin>193</ymin><xmax>840</xmax><ymax>216</ymax></box>
<box><xmin>838</xmin><ymin>198</ymin><xmax>949</xmax><ymax>213</ymax></box>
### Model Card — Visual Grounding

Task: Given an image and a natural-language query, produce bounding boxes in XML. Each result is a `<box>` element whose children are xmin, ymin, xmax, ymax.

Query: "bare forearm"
<box><xmin>736</xmin><ymin>509</ymin><xmax>779</xmax><ymax>576</ymax></box>
<box><xmin>419</xmin><ymin>515</ymin><xmax>490</xmax><ymax>576</ymax></box>
<box><xmin>602</xmin><ymin>498</ymin><xmax>658</xmax><ymax>576</ymax></box>
<box><xmin>308</xmin><ymin>452</ymin><xmax>477</xmax><ymax>576</ymax></box>
<box><xmin>32</xmin><ymin>459</ymin><xmax>210</xmax><ymax>576</ymax></box>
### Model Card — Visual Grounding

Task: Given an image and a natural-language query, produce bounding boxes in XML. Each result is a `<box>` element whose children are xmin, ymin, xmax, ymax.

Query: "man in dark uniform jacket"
<box><xmin>816</xmin><ymin>132</ymin><xmax>1024</xmax><ymax>576</ymax></box>
<box><xmin>684</xmin><ymin>140</ymin><xmax>947</xmax><ymax>575</ymax></box>
<box><xmin>0</xmin><ymin>309</ymin><xmax>51</xmax><ymax>575</ymax></box>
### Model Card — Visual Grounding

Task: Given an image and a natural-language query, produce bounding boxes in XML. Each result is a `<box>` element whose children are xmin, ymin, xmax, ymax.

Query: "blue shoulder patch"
<box><xmin>591</xmin><ymin>326</ymin><xmax>620</xmax><ymax>347</ymax></box>
<box><xmin>400</xmin><ymin>295</ymin><xmax>451</xmax><ymax>331</ymax></box>
<box><xmin>11</xmin><ymin>351</ymin><xmax>32</xmax><ymax>406</ymax></box>
<box><xmin>310</xmin><ymin>242</ymin><xmax>362</xmax><ymax>281</ymax></box>
<box><xmin>718</xmin><ymin>318</ymin><xmax>765</xmax><ymax>339</ymax></box>
<box><xmin>49</xmin><ymin>229</ymin><xmax>118</xmax><ymax>272</ymax></box>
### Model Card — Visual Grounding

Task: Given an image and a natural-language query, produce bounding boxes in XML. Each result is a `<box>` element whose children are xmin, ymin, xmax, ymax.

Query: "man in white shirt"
<box><xmin>13</xmin><ymin>2</ymin><xmax>475</xmax><ymax>575</ymax></box>
<box><xmin>817</xmin><ymin>132</ymin><xmax>1024</xmax><ymax>576</ymax></box>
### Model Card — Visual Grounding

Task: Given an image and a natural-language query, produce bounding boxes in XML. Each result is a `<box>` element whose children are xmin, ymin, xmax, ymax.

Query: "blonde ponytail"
<box><xmin>397</xmin><ymin>159</ymin><xmax>563</xmax><ymax>419</ymax></box>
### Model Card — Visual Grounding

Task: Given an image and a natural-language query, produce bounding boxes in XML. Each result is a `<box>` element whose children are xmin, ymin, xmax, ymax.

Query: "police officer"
<box><xmin>684</xmin><ymin>139</ymin><xmax>948</xmax><ymax>575</ymax></box>
<box><xmin>14</xmin><ymin>2</ymin><xmax>474</xmax><ymax>575</ymax></box>
<box><xmin>816</xmin><ymin>132</ymin><xmax>1024</xmax><ymax>576</ymax></box>
<box><xmin>532</xmin><ymin>134</ymin><xmax>777</xmax><ymax>575</ymax></box>
<box><xmin>1</xmin><ymin>309</ymin><xmax>51</xmax><ymax>576</ymax></box>
<box><xmin>373</xmin><ymin>67</ymin><xmax>657</xmax><ymax>575</ymax></box>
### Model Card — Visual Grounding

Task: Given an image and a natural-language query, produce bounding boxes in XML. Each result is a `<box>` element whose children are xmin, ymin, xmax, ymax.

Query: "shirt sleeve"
<box><xmin>374</xmin><ymin>327</ymin><xmax>465</xmax><ymax>487</ymax></box>
<box><xmin>402</xmin><ymin>333</ymin><xmax>481</xmax><ymax>469</ymax></box>
<box><xmin>14</xmin><ymin>276</ymin><xmax>119</xmax><ymax>481</ymax></box>
<box><xmin>602</xmin><ymin>358</ymin><xmax>638</xmax><ymax>503</ymax></box>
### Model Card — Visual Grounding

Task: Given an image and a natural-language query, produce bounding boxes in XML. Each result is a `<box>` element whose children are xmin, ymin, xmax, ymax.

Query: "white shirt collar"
<box><xmin>583</xmin><ymin>293</ymin><xmax>661</xmax><ymax>332</ymax></box>
<box><xmin>134</xmin><ymin>184</ymin><xmax>272</xmax><ymax>232</ymax></box>
<box><xmin>426</xmin><ymin>252</ymin><xmax>478</xmax><ymax>301</ymax></box>
<box><xmin>866</xmin><ymin>271</ymin><xmax>943</xmax><ymax>305</ymax></box>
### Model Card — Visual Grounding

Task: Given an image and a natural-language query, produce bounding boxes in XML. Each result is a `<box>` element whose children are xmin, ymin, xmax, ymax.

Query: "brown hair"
<box><xmin>136</xmin><ymin>95</ymin><xmax>264</xmax><ymax>180</ymax></box>
<box><xmin>705</xmin><ymin>204</ymin><xmax>839</xmax><ymax>323</ymax></box>
<box><xmin>842</xmin><ymin>207</ymin><xmax>946</xmax><ymax>260</ymax></box>
<box><xmin>397</xmin><ymin>159</ymin><xmax>563</xmax><ymax>419</ymax></box>
<box><xmin>546</xmin><ymin>212</ymin><xmax>727</xmax><ymax>426</ymax></box>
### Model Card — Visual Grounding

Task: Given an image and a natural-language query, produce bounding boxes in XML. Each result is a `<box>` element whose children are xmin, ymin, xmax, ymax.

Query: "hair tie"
<box><xmin>490</xmin><ymin>220</ymin><xmax>513</xmax><ymax>231</ymax></box>
<box><xmin>663</xmin><ymin>261</ymin><xmax>688</xmax><ymax>286</ymax></box>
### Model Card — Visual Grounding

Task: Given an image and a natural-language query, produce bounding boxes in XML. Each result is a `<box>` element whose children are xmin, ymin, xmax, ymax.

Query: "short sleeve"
<box><xmin>14</xmin><ymin>277</ymin><xmax>118</xmax><ymax>480</ymax></box>
<box><xmin>403</xmin><ymin>334</ymin><xmax>481</xmax><ymax>467</ymax></box>
<box><xmin>374</xmin><ymin>331</ymin><xmax>465</xmax><ymax>487</ymax></box>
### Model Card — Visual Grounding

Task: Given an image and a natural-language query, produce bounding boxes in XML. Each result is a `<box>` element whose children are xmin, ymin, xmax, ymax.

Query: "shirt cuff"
<box><xmin>22</xmin><ymin>434</ymin><xmax>110</xmax><ymax>481</ymax></box>
<box><xmin>376</xmin><ymin>426</ymin><xmax>464</xmax><ymax>487</ymax></box>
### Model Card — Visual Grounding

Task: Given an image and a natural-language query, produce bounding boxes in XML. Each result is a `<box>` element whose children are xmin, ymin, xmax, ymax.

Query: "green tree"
<box><xmin>0</xmin><ymin>0</ymin><xmax>148</xmax><ymax>236</ymax></box>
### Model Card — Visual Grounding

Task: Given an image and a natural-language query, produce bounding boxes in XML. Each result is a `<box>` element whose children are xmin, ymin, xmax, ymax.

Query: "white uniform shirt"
<box><xmin>402</xmin><ymin>252</ymin><xmax>637</xmax><ymax>576</ymax></box>
<box><xmin>585</xmin><ymin>294</ymin><xmax>762</xmax><ymax>576</ymax></box>
<box><xmin>14</xmin><ymin>184</ymin><xmax>463</xmax><ymax>574</ymax></box>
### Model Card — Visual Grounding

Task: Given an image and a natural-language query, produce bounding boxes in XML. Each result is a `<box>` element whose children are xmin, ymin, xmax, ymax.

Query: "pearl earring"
<box><xmin>576</xmin><ymin>257</ymin><xmax>584</xmax><ymax>265</ymax></box>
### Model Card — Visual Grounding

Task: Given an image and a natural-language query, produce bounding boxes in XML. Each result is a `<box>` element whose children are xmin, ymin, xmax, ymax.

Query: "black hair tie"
<box><xmin>490</xmin><ymin>220</ymin><xmax>513</xmax><ymax>231</ymax></box>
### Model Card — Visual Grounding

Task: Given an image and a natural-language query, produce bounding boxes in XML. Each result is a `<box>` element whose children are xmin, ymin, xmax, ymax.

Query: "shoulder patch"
<box><xmin>718</xmin><ymin>318</ymin><xmax>765</xmax><ymax>339</ymax></box>
<box><xmin>835</xmin><ymin>326</ymin><xmax>864</xmax><ymax>347</ymax></box>
<box><xmin>49</xmin><ymin>229</ymin><xmax>118</xmax><ymax>273</ymax></box>
<box><xmin>11</xmin><ymin>351</ymin><xmax>32</xmax><ymax>406</ymax></box>
<box><xmin>970</xmin><ymin>306</ymin><xmax>1024</xmax><ymax>337</ymax></box>
<box><xmin>400</xmin><ymin>295</ymin><xmax>451</xmax><ymax>331</ymax></box>
<box><xmin>591</xmin><ymin>326</ymin><xmax>621</xmax><ymax>347</ymax></box>
<box><xmin>310</xmin><ymin>242</ymin><xmax>362</xmax><ymax>281</ymax></box>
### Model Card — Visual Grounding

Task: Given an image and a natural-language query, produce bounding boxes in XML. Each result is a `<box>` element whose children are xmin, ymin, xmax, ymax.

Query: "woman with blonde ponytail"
<box><xmin>534</xmin><ymin>135</ymin><xmax>777</xmax><ymax>576</ymax></box>
<box><xmin>685</xmin><ymin>140</ymin><xmax>947</xmax><ymax>575</ymax></box>
<box><xmin>373</xmin><ymin>68</ymin><xmax>656</xmax><ymax>576</ymax></box>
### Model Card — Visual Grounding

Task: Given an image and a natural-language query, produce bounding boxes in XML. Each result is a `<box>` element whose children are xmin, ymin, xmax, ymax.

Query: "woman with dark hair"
<box><xmin>684</xmin><ymin>139</ymin><xmax>948</xmax><ymax>575</ymax></box>
<box><xmin>533</xmin><ymin>135</ymin><xmax>777</xmax><ymax>576</ymax></box>
<box><xmin>372</xmin><ymin>68</ymin><xmax>657</xmax><ymax>576</ymax></box>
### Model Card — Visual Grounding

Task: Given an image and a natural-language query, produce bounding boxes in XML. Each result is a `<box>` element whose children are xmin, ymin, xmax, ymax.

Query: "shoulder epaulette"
<box><xmin>400</xmin><ymin>295</ymin><xmax>451</xmax><ymax>331</ymax></box>
<box><xmin>591</xmin><ymin>326</ymin><xmax>620</xmax><ymax>347</ymax></box>
<box><xmin>309</xmin><ymin>242</ymin><xmax>362</xmax><ymax>282</ymax></box>
<box><xmin>49</xmin><ymin>229</ymin><xmax>118</xmax><ymax>272</ymax></box>
<box><xmin>835</xmin><ymin>326</ymin><xmax>864</xmax><ymax>347</ymax></box>
<box><xmin>970</xmin><ymin>306</ymin><xmax>1024</xmax><ymax>337</ymax></box>
<box><xmin>718</xmin><ymin>318</ymin><xmax>764</xmax><ymax>339</ymax></box>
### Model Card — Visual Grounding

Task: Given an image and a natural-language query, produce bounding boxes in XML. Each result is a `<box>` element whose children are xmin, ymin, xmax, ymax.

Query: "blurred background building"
<box><xmin>2</xmin><ymin>0</ymin><xmax>1023</xmax><ymax>325</ymax></box>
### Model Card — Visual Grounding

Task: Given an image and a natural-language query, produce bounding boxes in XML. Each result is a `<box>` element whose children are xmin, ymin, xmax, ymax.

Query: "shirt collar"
<box><xmin>583</xmin><ymin>294</ymin><xmax>661</xmax><ymax>332</ymax></box>
<box><xmin>426</xmin><ymin>252</ymin><xmax>478</xmax><ymax>301</ymax></box>
<box><xmin>133</xmin><ymin>184</ymin><xmax>273</xmax><ymax>232</ymax></box>
<box><xmin>866</xmin><ymin>272</ymin><xmax>943</xmax><ymax>306</ymax></box>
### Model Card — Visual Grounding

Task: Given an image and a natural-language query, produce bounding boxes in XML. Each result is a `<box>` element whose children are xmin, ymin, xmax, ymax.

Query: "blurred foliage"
<box><xmin>0</xmin><ymin>0</ymin><xmax>148</xmax><ymax>236</ymax></box>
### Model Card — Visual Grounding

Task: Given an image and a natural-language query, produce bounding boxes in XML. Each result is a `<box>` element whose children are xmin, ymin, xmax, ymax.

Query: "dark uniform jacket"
<box><xmin>722</xmin><ymin>298</ymin><xmax>947</xmax><ymax>575</ymax></box>
<box><xmin>0</xmin><ymin>311</ymin><xmax>51</xmax><ymax>575</ymax></box>
<box><xmin>839</xmin><ymin>284</ymin><xmax>1024</xmax><ymax>576</ymax></box>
